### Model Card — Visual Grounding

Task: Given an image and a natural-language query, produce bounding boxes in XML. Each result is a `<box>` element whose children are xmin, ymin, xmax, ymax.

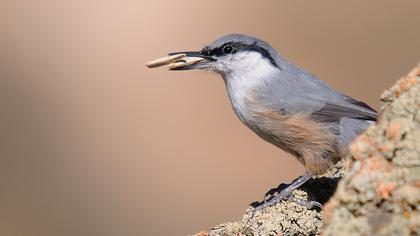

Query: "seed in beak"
<box><xmin>145</xmin><ymin>53</ymin><xmax>186</xmax><ymax>68</ymax></box>
<box><xmin>168</xmin><ymin>57</ymin><xmax>205</xmax><ymax>69</ymax></box>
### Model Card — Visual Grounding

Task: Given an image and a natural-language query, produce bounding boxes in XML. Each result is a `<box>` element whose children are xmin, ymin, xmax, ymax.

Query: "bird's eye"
<box><xmin>222</xmin><ymin>45</ymin><xmax>234</xmax><ymax>54</ymax></box>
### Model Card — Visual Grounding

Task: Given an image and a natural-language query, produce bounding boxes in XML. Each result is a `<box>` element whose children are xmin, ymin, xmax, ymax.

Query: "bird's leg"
<box><xmin>263</xmin><ymin>173</ymin><xmax>311</xmax><ymax>207</ymax></box>
<box><xmin>249</xmin><ymin>173</ymin><xmax>321</xmax><ymax>219</ymax></box>
<box><xmin>263</xmin><ymin>183</ymin><xmax>286</xmax><ymax>201</ymax></box>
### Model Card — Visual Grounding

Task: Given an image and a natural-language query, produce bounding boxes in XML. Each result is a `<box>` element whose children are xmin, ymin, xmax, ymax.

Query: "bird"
<box><xmin>148</xmin><ymin>34</ymin><xmax>377</xmax><ymax>211</ymax></box>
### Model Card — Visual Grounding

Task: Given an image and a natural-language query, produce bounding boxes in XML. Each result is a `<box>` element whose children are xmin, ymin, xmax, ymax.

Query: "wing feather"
<box><xmin>257</xmin><ymin>69</ymin><xmax>377</xmax><ymax>123</ymax></box>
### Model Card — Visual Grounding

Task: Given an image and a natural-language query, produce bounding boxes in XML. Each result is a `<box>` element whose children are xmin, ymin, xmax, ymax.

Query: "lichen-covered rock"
<box><xmin>240</xmin><ymin>190</ymin><xmax>322</xmax><ymax>236</ymax></box>
<box><xmin>199</xmin><ymin>190</ymin><xmax>321</xmax><ymax>236</ymax></box>
<box><xmin>323</xmin><ymin>64</ymin><xmax>420</xmax><ymax>236</ymax></box>
<box><xmin>191</xmin><ymin>162</ymin><xmax>344</xmax><ymax>236</ymax></box>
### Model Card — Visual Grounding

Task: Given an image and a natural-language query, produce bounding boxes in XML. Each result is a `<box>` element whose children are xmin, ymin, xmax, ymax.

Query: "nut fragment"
<box><xmin>145</xmin><ymin>53</ymin><xmax>186</xmax><ymax>68</ymax></box>
<box><xmin>168</xmin><ymin>57</ymin><xmax>205</xmax><ymax>69</ymax></box>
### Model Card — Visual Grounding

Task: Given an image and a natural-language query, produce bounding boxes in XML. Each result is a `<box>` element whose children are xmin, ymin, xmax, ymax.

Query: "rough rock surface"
<box><xmin>191</xmin><ymin>161</ymin><xmax>344</xmax><ymax>236</ymax></box>
<box><xmin>323</xmin><ymin>64</ymin><xmax>420</xmax><ymax>236</ymax></box>
<box><xmin>192</xmin><ymin>64</ymin><xmax>420</xmax><ymax>236</ymax></box>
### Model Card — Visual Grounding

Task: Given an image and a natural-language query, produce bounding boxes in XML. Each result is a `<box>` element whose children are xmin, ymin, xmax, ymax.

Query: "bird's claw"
<box><xmin>246</xmin><ymin>193</ymin><xmax>323</xmax><ymax>224</ymax></box>
<box><xmin>246</xmin><ymin>189</ymin><xmax>293</xmax><ymax>224</ymax></box>
<box><xmin>287</xmin><ymin>195</ymin><xmax>323</xmax><ymax>209</ymax></box>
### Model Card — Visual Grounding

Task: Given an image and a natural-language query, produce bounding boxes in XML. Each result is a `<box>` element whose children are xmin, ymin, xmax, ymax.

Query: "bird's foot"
<box><xmin>247</xmin><ymin>190</ymin><xmax>323</xmax><ymax>223</ymax></box>
<box><xmin>247</xmin><ymin>174</ymin><xmax>322</xmax><ymax>221</ymax></box>
<box><xmin>288</xmin><ymin>195</ymin><xmax>323</xmax><ymax>209</ymax></box>
<box><xmin>252</xmin><ymin>187</ymin><xmax>294</xmax><ymax>214</ymax></box>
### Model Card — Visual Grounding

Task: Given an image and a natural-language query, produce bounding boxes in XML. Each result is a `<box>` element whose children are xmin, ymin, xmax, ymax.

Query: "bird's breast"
<box><xmin>224</xmin><ymin>77</ymin><xmax>258</xmax><ymax>127</ymax></box>
<box><xmin>223</xmin><ymin>65</ymin><xmax>277</xmax><ymax>127</ymax></box>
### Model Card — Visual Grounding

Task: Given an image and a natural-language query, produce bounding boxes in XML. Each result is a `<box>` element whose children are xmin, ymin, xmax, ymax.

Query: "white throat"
<box><xmin>220</xmin><ymin>52</ymin><xmax>278</xmax><ymax>123</ymax></box>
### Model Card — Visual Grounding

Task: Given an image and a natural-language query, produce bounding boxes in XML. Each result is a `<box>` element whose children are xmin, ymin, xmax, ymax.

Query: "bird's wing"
<box><xmin>258</xmin><ymin>71</ymin><xmax>377</xmax><ymax>123</ymax></box>
<box><xmin>311</xmin><ymin>96</ymin><xmax>377</xmax><ymax>122</ymax></box>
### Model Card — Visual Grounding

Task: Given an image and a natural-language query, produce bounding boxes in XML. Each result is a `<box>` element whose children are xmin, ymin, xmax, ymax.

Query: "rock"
<box><xmin>323</xmin><ymin>64</ymin><xmax>420</xmax><ymax>236</ymax></box>
<box><xmin>190</xmin><ymin>154</ymin><xmax>344</xmax><ymax>236</ymax></box>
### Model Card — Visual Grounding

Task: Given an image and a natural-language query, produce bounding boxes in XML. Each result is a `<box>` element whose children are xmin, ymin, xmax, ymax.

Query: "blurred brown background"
<box><xmin>1</xmin><ymin>0</ymin><xmax>419</xmax><ymax>235</ymax></box>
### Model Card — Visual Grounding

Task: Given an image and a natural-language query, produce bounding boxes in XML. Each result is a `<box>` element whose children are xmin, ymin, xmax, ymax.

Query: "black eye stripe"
<box><xmin>245</xmin><ymin>44</ymin><xmax>278</xmax><ymax>68</ymax></box>
<box><xmin>202</xmin><ymin>42</ymin><xmax>279</xmax><ymax>68</ymax></box>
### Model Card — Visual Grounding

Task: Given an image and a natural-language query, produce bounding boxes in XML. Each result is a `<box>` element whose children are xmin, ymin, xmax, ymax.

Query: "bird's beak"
<box><xmin>146</xmin><ymin>51</ymin><xmax>214</xmax><ymax>70</ymax></box>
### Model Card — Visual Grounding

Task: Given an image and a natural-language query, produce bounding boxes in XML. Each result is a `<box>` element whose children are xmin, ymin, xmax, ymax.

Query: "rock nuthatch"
<box><xmin>147</xmin><ymin>34</ymin><xmax>377</xmax><ymax>211</ymax></box>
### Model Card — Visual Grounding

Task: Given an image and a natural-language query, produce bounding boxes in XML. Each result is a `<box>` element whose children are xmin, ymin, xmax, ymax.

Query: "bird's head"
<box><xmin>169</xmin><ymin>34</ymin><xmax>282</xmax><ymax>77</ymax></box>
